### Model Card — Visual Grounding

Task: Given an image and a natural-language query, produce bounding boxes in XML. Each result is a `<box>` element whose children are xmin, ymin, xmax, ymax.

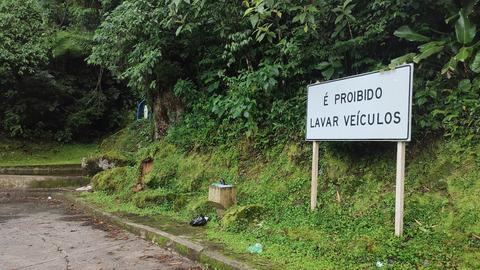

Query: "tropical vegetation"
<box><xmin>1</xmin><ymin>0</ymin><xmax>479</xmax><ymax>269</ymax></box>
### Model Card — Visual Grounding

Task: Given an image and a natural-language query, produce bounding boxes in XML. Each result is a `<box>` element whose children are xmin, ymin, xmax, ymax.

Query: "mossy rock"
<box><xmin>221</xmin><ymin>204</ymin><xmax>264</xmax><ymax>229</ymax></box>
<box><xmin>82</xmin><ymin>152</ymin><xmax>129</xmax><ymax>176</ymax></box>
<box><xmin>132</xmin><ymin>189</ymin><xmax>177</xmax><ymax>208</ymax></box>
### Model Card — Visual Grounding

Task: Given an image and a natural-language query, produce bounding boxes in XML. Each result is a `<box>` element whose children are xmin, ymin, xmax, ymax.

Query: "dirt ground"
<box><xmin>0</xmin><ymin>190</ymin><xmax>202</xmax><ymax>270</ymax></box>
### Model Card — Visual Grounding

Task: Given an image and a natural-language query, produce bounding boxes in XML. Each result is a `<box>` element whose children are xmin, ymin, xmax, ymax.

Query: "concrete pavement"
<box><xmin>0</xmin><ymin>193</ymin><xmax>201</xmax><ymax>270</ymax></box>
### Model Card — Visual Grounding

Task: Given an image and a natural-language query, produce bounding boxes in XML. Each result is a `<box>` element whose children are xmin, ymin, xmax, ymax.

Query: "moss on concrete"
<box><xmin>198</xmin><ymin>253</ymin><xmax>235</xmax><ymax>270</ymax></box>
<box><xmin>30</xmin><ymin>177</ymin><xmax>90</xmax><ymax>188</ymax></box>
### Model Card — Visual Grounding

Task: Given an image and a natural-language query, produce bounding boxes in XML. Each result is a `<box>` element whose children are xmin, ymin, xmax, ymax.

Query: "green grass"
<box><xmin>82</xmin><ymin>126</ymin><xmax>480</xmax><ymax>269</ymax></box>
<box><xmin>0</xmin><ymin>137</ymin><xmax>98</xmax><ymax>166</ymax></box>
<box><xmin>81</xmin><ymin>191</ymin><xmax>178</xmax><ymax>217</ymax></box>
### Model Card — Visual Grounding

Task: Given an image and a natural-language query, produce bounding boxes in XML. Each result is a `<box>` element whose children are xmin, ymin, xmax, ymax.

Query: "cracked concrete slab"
<box><xmin>0</xmin><ymin>197</ymin><xmax>202</xmax><ymax>270</ymax></box>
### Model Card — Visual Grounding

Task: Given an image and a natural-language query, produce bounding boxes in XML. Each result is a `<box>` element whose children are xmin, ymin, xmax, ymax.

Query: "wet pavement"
<box><xmin>0</xmin><ymin>191</ymin><xmax>202</xmax><ymax>270</ymax></box>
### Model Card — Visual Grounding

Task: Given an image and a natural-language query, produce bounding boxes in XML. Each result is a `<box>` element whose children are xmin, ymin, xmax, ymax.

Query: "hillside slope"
<box><xmin>84</xmin><ymin>123</ymin><xmax>480</xmax><ymax>269</ymax></box>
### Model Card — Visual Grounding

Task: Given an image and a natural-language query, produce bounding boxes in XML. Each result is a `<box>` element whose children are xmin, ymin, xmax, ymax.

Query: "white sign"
<box><xmin>306</xmin><ymin>64</ymin><xmax>413</xmax><ymax>141</ymax></box>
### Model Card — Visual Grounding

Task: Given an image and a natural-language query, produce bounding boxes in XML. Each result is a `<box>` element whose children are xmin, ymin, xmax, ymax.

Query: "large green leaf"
<box><xmin>250</xmin><ymin>14</ymin><xmax>259</xmax><ymax>28</ymax></box>
<box><xmin>413</xmin><ymin>42</ymin><xmax>444</xmax><ymax>63</ymax></box>
<box><xmin>394</xmin><ymin>26</ymin><xmax>430</xmax><ymax>42</ymax></box>
<box><xmin>322</xmin><ymin>67</ymin><xmax>334</xmax><ymax>80</ymax></box>
<box><xmin>418</xmin><ymin>41</ymin><xmax>445</xmax><ymax>52</ymax></box>
<box><xmin>455</xmin><ymin>9</ymin><xmax>476</xmax><ymax>44</ymax></box>
<box><xmin>470</xmin><ymin>51</ymin><xmax>480</xmax><ymax>73</ymax></box>
<box><xmin>315</xmin><ymin>62</ymin><xmax>330</xmax><ymax>70</ymax></box>
<box><xmin>389</xmin><ymin>53</ymin><xmax>416</xmax><ymax>69</ymax></box>
<box><xmin>441</xmin><ymin>57</ymin><xmax>458</xmax><ymax>74</ymax></box>
<box><xmin>454</xmin><ymin>47</ymin><xmax>473</xmax><ymax>62</ymax></box>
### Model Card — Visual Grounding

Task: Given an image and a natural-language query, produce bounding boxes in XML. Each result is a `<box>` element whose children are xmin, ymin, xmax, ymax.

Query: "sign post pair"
<box><xmin>306</xmin><ymin>64</ymin><xmax>413</xmax><ymax>237</ymax></box>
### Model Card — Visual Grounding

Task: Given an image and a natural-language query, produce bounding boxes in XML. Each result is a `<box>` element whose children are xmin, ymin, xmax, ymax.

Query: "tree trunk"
<box><xmin>152</xmin><ymin>89</ymin><xmax>183</xmax><ymax>140</ymax></box>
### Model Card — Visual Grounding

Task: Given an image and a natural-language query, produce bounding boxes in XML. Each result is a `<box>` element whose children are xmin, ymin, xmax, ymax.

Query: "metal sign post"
<box><xmin>311</xmin><ymin>141</ymin><xmax>319</xmax><ymax>210</ymax></box>
<box><xmin>395</xmin><ymin>141</ymin><xmax>406</xmax><ymax>236</ymax></box>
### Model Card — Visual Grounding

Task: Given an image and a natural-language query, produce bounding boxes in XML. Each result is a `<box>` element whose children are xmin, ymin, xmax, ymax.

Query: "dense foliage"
<box><xmin>0</xmin><ymin>0</ymin><xmax>132</xmax><ymax>141</ymax></box>
<box><xmin>86</xmin><ymin>0</ymin><xmax>480</xmax><ymax>147</ymax></box>
<box><xmin>2</xmin><ymin>0</ymin><xmax>478</xmax><ymax>143</ymax></box>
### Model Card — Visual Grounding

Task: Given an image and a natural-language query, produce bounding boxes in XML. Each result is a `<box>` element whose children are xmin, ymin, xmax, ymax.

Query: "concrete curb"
<box><xmin>0</xmin><ymin>164</ymin><xmax>86</xmax><ymax>176</ymax></box>
<box><xmin>61</xmin><ymin>193</ymin><xmax>254</xmax><ymax>270</ymax></box>
<box><xmin>0</xmin><ymin>175</ymin><xmax>89</xmax><ymax>189</ymax></box>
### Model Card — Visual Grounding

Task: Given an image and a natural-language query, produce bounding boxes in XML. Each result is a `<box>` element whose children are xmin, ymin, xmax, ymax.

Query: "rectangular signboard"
<box><xmin>306</xmin><ymin>64</ymin><xmax>413</xmax><ymax>141</ymax></box>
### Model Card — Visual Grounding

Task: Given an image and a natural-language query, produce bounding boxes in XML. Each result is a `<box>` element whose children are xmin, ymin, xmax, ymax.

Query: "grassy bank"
<box><xmin>82</xmin><ymin>124</ymin><xmax>480</xmax><ymax>269</ymax></box>
<box><xmin>0</xmin><ymin>137</ymin><xmax>98</xmax><ymax>166</ymax></box>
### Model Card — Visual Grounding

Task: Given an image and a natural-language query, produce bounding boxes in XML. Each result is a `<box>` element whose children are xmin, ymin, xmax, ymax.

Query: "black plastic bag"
<box><xmin>189</xmin><ymin>215</ymin><xmax>209</xmax><ymax>226</ymax></box>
